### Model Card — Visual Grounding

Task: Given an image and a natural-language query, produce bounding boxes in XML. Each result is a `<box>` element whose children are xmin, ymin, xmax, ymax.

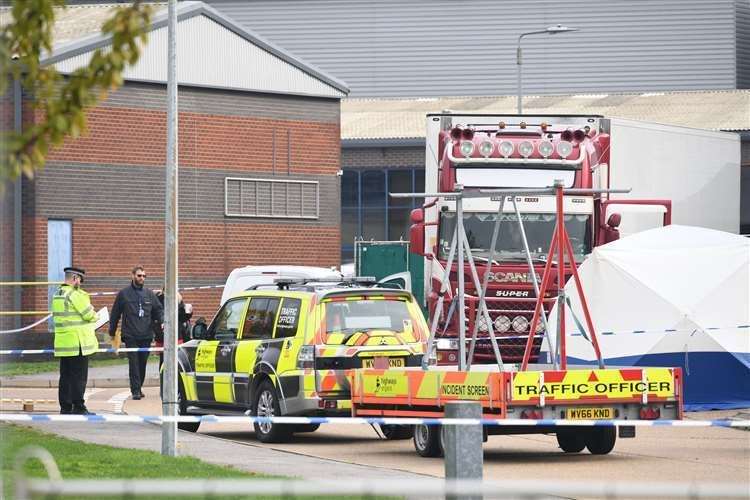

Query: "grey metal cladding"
<box><xmin>738</xmin><ymin>0</ymin><xmax>750</xmax><ymax>88</ymax></box>
<box><xmin>35</xmin><ymin>163</ymin><xmax>339</xmax><ymax>225</ymax></box>
<box><xmin>99</xmin><ymin>82</ymin><xmax>340</xmax><ymax>123</ymax></box>
<box><xmin>205</xmin><ymin>0</ymin><xmax>740</xmax><ymax>97</ymax></box>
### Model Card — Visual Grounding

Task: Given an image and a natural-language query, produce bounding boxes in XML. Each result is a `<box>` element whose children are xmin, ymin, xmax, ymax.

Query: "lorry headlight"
<box><xmin>494</xmin><ymin>315</ymin><xmax>511</xmax><ymax>333</ymax></box>
<box><xmin>479</xmin><ymin>141</ymin><xmax>494</xmax><ymax>157</ymax></box>
<box><xmin>538</xmin><ymin>140</ymin><xmax>554</xmax><ymax>157</ymax></box>
<box><xmin>556</xmin><ymin>141</ymin><xmax>573</xmax><ymax>159</ymax></box>
<box><xmin>498</xmin><ymin>141</ymin><xmax>514</xmax><ymax>157</ymax></box>
<box><xmin>512</xmin><ymin>315</ymin><xmax>529</xmax><ymax>333</ymax></box>
<box><xmin>476</xmin><ymin>316</ymin><xmax>489</xmax><ymax>332</ymax></box>
<box><xmin>518</xmin><ymin>141</ymin><xmax>534</xmax><ymax>158</ymax></box>
<box><xmin>460</xmin><ymin>141</ymin><xmax>475</xmax><ymax>157</ymax></box>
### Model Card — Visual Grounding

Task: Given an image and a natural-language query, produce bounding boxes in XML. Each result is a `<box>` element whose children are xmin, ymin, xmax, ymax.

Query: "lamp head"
<box><xmin>547</xmin><ymin>24</ymin><xmax>579</xmax><ymax>34</ymax></box>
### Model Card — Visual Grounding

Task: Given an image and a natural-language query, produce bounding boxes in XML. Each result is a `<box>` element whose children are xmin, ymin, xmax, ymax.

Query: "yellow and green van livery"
<box><xmin>176</xmin><ymin>284</ymin><xmax>427</xmax><ymax>442</ymax></box>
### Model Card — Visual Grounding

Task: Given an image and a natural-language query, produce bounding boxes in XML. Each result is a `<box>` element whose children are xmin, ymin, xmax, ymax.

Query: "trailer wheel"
<box><xmin>380</xmin><ymin>424</ymin><xmax>413</xmax><ymax>440</ymax></box>
<box><xmin>413</xmin><ymin>424</ymin><xmax>443</xmax><ymax>457</ymax></box>
<box><xmin>585</xmin><ymin>426</ymin><xmax>616</xmax><ymax>455</ymax></box>
<box><xmin>556</xmin><ymin>430</ymin><xmax>586</xmax><ymax>453</ymax></box>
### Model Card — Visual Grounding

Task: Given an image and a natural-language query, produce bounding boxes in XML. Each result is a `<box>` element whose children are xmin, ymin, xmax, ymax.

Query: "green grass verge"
<box><xmin>1</xmin><ymin>423</ymin><xmax>258</xmax><ymax>499</ymax></box>
<box><xmin>0</xmin><ymin>356</ymin><xmax>152</xmax><ymax>377</ymax></box>
<box><xmin>1</xmin><ymin>424</ymin><xmax>396</xmax><ymax>499</ymax></box>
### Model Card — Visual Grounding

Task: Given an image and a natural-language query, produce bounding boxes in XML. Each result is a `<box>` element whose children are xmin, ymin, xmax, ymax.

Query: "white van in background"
<box><xmin>219</xmin><ymin>265</ymin><xmax>343</xmax><ymax>305</ymax></box>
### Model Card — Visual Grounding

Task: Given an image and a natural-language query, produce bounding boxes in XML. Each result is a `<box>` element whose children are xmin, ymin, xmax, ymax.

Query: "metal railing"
<box><xmin>12</xmin><ymin>446</ymin><xmax>748</xmax><ymax>499</ymax></box>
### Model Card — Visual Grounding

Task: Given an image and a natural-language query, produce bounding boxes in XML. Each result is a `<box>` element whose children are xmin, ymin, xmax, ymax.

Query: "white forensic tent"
<box><xmin>542</xmin><ymin>225</ymin><xmax>750</xmax><ymax>410</ymax></box>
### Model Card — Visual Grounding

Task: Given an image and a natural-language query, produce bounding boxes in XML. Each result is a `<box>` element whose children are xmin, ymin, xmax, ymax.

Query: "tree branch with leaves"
<box><xmin>1</xmin><ymin>0</ymin><xmax>153</xmax><ymax>183</ymax></box>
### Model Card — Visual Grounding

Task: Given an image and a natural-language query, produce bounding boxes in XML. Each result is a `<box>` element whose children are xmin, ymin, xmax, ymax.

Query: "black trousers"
<box><xmin>59</xmin><ymin>350</ymin><xmax>89</xmax><ymax>411</ymax></box>
<box><xmin>124</xmin><ymin>337</ymin><xmax>151</xmax><ymax>395</ymax></box>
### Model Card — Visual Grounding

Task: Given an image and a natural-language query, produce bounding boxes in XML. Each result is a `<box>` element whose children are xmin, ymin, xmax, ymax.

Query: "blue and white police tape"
<box><xmin>87</xmin><ymin>284</ymin><xmax>225</xmax><ymax>298</ymax></box>
<box><xmin>1</xmin><ymin>413</ymin><xmax>748</xmax><ymax>428</ymax></box>
<box><xmin>0</xmin><ymin>314</ymin><xmax>53</xmax><ymax>334</ymax></box>
<box><xmin>571</xmin><ymin>324</ymin><xmax>749</xmax><ymax>337</ymax></box>
<box><xmin>0</xmin><ymin>346</ymin><xmax>164</xmax><ymax>355</ymax></box>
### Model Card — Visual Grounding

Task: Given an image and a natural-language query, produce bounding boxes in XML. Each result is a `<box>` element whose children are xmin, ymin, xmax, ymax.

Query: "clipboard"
<box><xmin>93</xmin><ymin>307</ymin><xmax>109</xmax><ymax>330</ymax></box>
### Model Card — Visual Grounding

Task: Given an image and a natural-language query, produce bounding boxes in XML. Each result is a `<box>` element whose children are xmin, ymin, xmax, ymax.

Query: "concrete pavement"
<box><xmin>0</xmin><ymin>360</ymin><xmax>160</xmax><ymax>388</ymax></box>
<box><xmin>3</xmin><ymin>384</ymin><xmax>431</xmax><ymax>481</ymax></box>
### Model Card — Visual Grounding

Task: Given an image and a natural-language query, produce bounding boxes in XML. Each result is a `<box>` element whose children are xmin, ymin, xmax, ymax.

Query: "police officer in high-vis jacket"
<box><xmin>52</xmin><ymin>266</ymin><xmax>98</xmax><ymax>415</ymax></box>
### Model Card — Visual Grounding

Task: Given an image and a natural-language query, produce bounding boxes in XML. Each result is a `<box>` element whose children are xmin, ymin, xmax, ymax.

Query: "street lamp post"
<box><xmin>517</xmin><ymin>24</ymin><xmax>579</xmax><ymax>114</ymax></box>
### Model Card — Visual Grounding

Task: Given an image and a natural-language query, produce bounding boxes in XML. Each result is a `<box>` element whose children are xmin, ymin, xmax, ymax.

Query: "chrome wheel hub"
<box><xmin>257</xmin><ymin>390</ymin><xmax>275</xmax><ymax>434</ymax></box>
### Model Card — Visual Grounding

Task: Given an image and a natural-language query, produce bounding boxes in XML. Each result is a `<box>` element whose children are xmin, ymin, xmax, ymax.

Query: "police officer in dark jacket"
<box><xmin>109</xmin><ymin>266</ymin><xmax>163</xmax><ymax>400</ymax></box>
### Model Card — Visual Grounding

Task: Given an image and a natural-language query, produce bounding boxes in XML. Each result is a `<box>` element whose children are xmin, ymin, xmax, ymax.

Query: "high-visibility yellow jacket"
<box><xmin>52</xmin><ymin>284</ymin><xmax>98</xmax><ymax>357</ymax></box>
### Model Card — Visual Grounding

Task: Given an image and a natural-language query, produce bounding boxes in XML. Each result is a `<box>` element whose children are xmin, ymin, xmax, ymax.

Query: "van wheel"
<box><xmin>294</xmin><ymin>423</ymin><xmax>320</xmax><ymax>433</ymax></box>
<box><xmin>413</xmin><ymin>424</ymin><xmax>443</xmax><ymax>457</ymax></box>
<box><xmin>585</xmin><ymin>426</ymin><xmax>616</xmax><ymax>455</ymax></box>
<box><xmin>253</xmin><ymin>380</ymin><xmax>291</xmax><ymax>443</ymax></box>
<box><xmin>380</xmin><ymin>424</ymin><xmax>413</xmax><ymax>440</ymax></box>
<box><xmin>177</xmin><ymin>377</ymin><xmax>200</xmax><ymax>433</ymax></box>
<box><xmin>556</xmin><ymin>430</ymin><xmax>586</xmax><ymax>453</ymax></box>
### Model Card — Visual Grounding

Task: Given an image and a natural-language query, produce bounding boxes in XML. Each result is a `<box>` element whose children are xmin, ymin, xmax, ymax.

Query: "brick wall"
<box><xmin>21</xmin><ymin>82</ymin><xmax>342</xmax><ymax>331</ymax></box>
<box><xmin>1</xmin><ymin>81</ymin><xmax>16</xmax><ymax>331</ymax></box>
<box><xmin>341</xmin><ymin>146</ymin><xmax>424</xmax><ymax>170</ymax></box>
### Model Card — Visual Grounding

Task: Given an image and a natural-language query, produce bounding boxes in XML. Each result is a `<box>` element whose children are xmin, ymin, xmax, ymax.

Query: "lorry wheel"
<box><xmin>380</xmin><ymin>424</ymin><xmax>413</xmax><ymax>440</ymax></box>
<box><xmin>585</xmin><ymin>426</ymin><xmax>616</xmax><ymax>455</ymax></box>
<box><xmin>413</xmin><ymin>424</ymin><xmax>443</xmax><ymax>457</ymax></box>
<box><xmin>253</xmin><ymin>380</ymin><xmax>291</xmax><ymax>443</ymax></box>
<box><xmin>556</xmin><ymin>430</ymin><xmax>586</xmax><ymax>453</ymax></box>
<box><xmin>177</xmin><ymin>377</ymin><xmax>200</xmax><ymax>433</ymax></box>
<box><xmin>294</xmin><ymin>423</ymin><xmax>320</xmax><ymax>433</ymax></box>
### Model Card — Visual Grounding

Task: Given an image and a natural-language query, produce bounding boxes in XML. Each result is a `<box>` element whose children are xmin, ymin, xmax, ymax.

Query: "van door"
<box><xmin>234</xmin><ymin>297</ymin><xmax>279</xmax><ymax>406</ymax></box>
<box><xmin>194</xmin><ymin>297</ymin><xmax>247</xmax><ymax>404</ymax></box>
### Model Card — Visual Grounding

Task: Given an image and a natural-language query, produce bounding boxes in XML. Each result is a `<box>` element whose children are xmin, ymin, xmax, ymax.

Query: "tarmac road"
<box><xmin>2</xmin><ymin>384</ymin><xmax>749</xmax><ymax>487</ymax></box>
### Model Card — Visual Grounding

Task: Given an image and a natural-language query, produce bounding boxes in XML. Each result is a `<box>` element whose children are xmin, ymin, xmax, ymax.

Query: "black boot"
<box><xmin>72</xmin><ymin>405</ymin><xmax>94</xmax><ymax>415</ymax></box>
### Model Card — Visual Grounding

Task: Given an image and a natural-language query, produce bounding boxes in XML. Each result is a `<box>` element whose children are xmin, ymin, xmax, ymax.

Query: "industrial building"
<box><xmin>0</xmin><ymin>2</ymin><xmax>348</xmax><ymax>331</ymax></box>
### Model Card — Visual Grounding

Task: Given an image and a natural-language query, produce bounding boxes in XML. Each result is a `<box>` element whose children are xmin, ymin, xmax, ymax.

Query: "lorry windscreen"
<box><xmin>438</xmin><ymin>212</ymin><xmax>592</xmax><ymax>263</ymax></box>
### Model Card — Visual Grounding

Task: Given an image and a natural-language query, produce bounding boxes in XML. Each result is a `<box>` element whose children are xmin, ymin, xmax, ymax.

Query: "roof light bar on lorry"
<box><xmin>446</xmin><ymin>139</ymin><xmax>585</xmax><ymax>165</ymax></box>
<box><xmin>498</xmin><ymin>140</ymin><xmax>514</xmax><ymax>157</ymax></box>
<box><xmin>479</xmin><ymin>140</ymin><xmax>494</xmax><ymax>157</ymax></box>
<box><xmin>450</xmin><ymin>127</ymin><xmax>463</xmax><ymax>140</ymax></box>
<box><xmin>461</xmin><ymin>128</ymin><xmax>475</xmax><ymax>140</ymax></box>
<box><xmin>460</xmin><ymin>141</ymin><xmax>475</xmax><ymax>157</ymax></box>
<box><xmin>538</xmin><ymin>140</ymin><xmax>554</xmax><ymax>157</ymax></box>
<box><xmin>518</xmin><ymin>141</ymin><xmax>534</xmax><ymax>158</ymax></box>
<box><xmin>561</xmin><ymin>129</ymin><xmax>574</xmax><ymax>142</ymax></box>
<box><xmin>556</xmin><ymin>141</ymin><xmax>573</xmax><ymax>159</ymax></box>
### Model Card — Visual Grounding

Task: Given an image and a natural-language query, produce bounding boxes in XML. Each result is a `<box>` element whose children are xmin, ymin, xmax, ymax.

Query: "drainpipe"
<box><xmin>13</xmin><ymin>75</ymin><xmax>22</xmax><ymax>329</ymax></box>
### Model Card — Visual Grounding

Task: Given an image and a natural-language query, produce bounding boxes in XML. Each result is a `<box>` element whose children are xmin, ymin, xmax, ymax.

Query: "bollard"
<box><xmin>444</xmin><ymin>401</ymin><xmax>483</xmax><ymax>500</ymax></box>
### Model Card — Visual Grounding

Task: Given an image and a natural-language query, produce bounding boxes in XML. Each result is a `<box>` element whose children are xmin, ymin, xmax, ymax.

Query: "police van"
<box><xmin>176</xmin><ymin>278</ymin><xmax>427</xmax><ymax>442</ymax></box>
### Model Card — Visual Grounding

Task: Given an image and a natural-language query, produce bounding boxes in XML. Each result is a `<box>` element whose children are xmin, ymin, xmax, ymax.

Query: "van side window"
<box><xmin>243</xmin><ymin>297</ymin><xmax>280</xmax><ymax>339</ymax></box>
<box><xmin>209</xmin><ymin>298</ymin><xmax>248</xmax><ymax>340</ymax></box>
<box><xmin>275</xmin><ymin>298</ymin><xmax>301</xmax><ymax>338</ymax></box>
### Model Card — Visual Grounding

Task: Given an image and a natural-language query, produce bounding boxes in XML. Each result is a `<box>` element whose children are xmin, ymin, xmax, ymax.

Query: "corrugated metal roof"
<box><xmin>341</xmin><ymin>90</ymin><xmax>750</xmax><ymax>141</ymax></box>
<box><xmin>204</xmin><ymin>0</ymin><xmax>743</xmax><ymax>98</ymax></box>
<box><xmin>0</xmin><ymin>3</ymin><xmax>137</xmax><ymax>48</ymax></box>
<box><xmin>1</xmin><ymin>1</ymin><xmax>349</xmax><ymax>98</ymax></box>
